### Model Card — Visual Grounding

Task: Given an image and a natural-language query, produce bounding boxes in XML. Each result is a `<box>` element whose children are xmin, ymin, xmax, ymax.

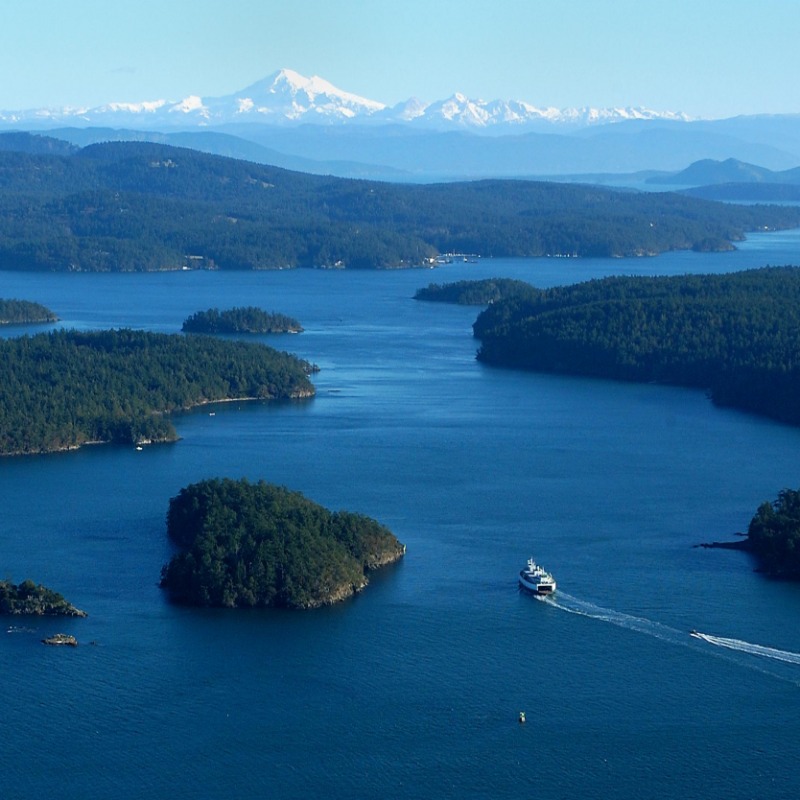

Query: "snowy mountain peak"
<box><xmin>228</xmin><ymin>69</ymin><xmax>386</xmax><ymax>118</ymax></box>
<box><xmin>0</xmin><ymin>68</ymin><xmax>690</xmax><ymax>130</ymax></box>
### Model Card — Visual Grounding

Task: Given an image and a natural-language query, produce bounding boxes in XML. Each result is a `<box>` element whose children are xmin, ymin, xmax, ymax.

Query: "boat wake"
<box><xmin>536</xmin><ymin>591</ymin><xmax>800</xmax><ymax>683</ymax></box>
<box><xmin>689</xmin><ymin>631</ymin><xmax>800</xmax><ymax>665</ymax></box>
<box><xmin>538</xmin><ymin>591</ymin><xmax>687</xmax><ymax>647</ymax></box>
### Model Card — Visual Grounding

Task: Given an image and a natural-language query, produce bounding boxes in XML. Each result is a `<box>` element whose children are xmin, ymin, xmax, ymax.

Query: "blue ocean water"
<box><xmin>2</xmin><ymin>231</ymin><xmax>800</xmax><ymax>800</ymax></box>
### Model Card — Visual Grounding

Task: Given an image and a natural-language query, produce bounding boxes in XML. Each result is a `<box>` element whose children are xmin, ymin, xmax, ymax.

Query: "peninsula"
<box><xmin>0</xmin><ymin>298</ymin><xmax>57</xmax><ymax>325</ymax></box>
<box><xmin>0</xmin><ymin>329</ymin><xmax>316</xmax><ymax>455</ymax></box>
<box><xmin>745</xmin><ymin>488</ymin><xmax>800</xmax><ymax>579</ymax></box>
<box><xmin>182</xmin><ymin>306</ymin><xmax>303</xmax><ymax>334</ymax></box>
<box><xmin>699</xmin><ymin>487</ymin><xmax>800</xmax><ymax>580</ymax></box>
<box><xmin>0</xmin><ymin>579</ymin><xmax>86</xmax><ymax>617</ymax></box>
<box><xmin>471</xmin><ymin>266</ymin><xmax>800</xmax><ymax>427</ymax></box>
<box><xmin>160</xmin><ymin>478</ymin><xmax>406</xmax><ymax>609</ymax></box>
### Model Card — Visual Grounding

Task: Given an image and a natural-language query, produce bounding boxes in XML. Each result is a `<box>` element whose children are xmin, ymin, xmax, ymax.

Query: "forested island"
<box><xmin>468</xmin><ymin>267</ymin><xmax>800</xmax><ymax>426</ymax></box>
<box><xmin>414</xmin><ymin>278</ymin><xmax>536</xmax><ymax>305</ymax></box>
<box><xmin>182</xmin><ymin>306</ymin><xmax>303</xmax><ymax>334</ymax></box>
<box><xmin>705</xmin><ymin>488</ymin><xmax>800</xmax><ymax>579</ymax></box>
<box><xmin>746</xmin><ymin>488</ymin><xmax>800</xmax><ymax>578</ymax></box>
<box><xmin>0</xmin><ymin>298</ymin><xmax>58</xmax><ymax>325</ymax></box>
<box><xmin>0</xmin><ymin>329</ymin><xmax>316</xmax><ymax>455</ymax></box>
<box><xmin>0</xmin><ymin>137</ymin><xmax>798</xmax><ymax>270</ymax></box>
<box><xmin>0</xmin><ymin>579</ymin><xmax>86</xmax><ymax>616</ymax></box>
<box><xmin>160</xmin><ymin>478</ymin><xmax>406</xmax><ymax>609</ymax></box>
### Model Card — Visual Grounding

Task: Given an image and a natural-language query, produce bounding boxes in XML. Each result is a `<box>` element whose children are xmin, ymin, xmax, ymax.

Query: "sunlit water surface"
<box><xmin>2</xmin><ymin>230</ymin><xmax>800</xmax><ymax>800</ymax></box>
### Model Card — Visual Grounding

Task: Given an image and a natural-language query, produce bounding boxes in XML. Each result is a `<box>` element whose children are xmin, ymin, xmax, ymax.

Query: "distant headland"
<box><xmin>469</xmin><ymin>267</ymin><xmax>800</xmax><ymax>427</ymax></box>
<box><xmin>0</xmin><ymin>298</ymin><xmax>57</xmax><ymax>325</ymax></box>
<box><xmin>0</xmin><ymin>329</ymin><xmax>316</xmax><ymax>455</ymax></box>
<box><xmin>0</xmin><ymin>579</ymin><xmax>86</xmax><ymax>617</ymax></box>
<box><xmin>699</xmin><ymin>487</ymin><xmax>800</xmax><ymax>581</ymax></box>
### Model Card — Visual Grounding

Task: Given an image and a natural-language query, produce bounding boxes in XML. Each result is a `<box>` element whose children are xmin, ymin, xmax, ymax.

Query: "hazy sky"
<box><xmin>1</xmin><ymin>0</ymin><xmax>798</xmax><ymax>118</ymax></box>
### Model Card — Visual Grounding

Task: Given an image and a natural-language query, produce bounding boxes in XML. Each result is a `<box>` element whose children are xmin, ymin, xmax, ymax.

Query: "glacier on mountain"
<box><xmin>0</xmin><ymin>67</ymin><xmax>690</xmax><ymax>130</ymax></box>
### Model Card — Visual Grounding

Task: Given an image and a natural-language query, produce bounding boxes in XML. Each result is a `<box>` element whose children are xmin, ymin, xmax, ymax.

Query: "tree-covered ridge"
<box><xmin>686</xmin><ymin>183</ymin><xmax>800</xmax><ymax>203</ymax></box>
<box><xmin>472</xmin><ymin>266</ymin><xmax>800</xmax><ymax>425</ymax></box>
<box><xmin>0</xmin><ymin>141</ymin><xmax>798</xmax><ymax>271</ymax></box>
<box><xmin>747</xmin><ymin>488</ymin><xmax>800</xmax><ymax>578</ymax></box>
<box><xmin>182</xmin><ymin>306</ymin><xmax>303</xmax><ymax>334</ymax></box>
<box><xmin>414</xmin><ymin>278</ymin><xmax>537</xmax><ymax>305</ymax></box>
<box><xmin>0</xmin><ymin>329</ymin><xmax>316</xmax><ymax>455</ymax></box>
<box><xmin>0</xmin><ymin>579</ymin><xmax>86</xmax><ymax>616</ymax></box>
<box><xmin>0</xmin><ymin>298</ymin><xmax>58</xmax><ymax>324</ymax></box>
<box><xmin>160</xmin><ymin>478</ymin><xmax>405</xmax><ymax>609</ymax></box>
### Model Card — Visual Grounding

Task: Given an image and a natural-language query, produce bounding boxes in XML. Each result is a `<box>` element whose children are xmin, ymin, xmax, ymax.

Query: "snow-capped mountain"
<box><xmin>0</xmin><ymin>68</ymin><xmax>689</xmax><ymax>130</ymax></box>
<box><xmin>203</xmin><ymin>69</ymin><xmax>387</xmax><ymax>122</ymax></box>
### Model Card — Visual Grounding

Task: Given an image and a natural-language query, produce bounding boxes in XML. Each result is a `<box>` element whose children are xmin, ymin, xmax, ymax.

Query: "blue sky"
<box><xmin>1</xmin><ymin>0</ymin><xmax>798</xmax><ymax>118</ymax></box>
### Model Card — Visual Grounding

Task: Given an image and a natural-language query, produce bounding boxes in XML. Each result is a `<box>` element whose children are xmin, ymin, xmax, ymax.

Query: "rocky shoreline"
<box><xmin>694</xmin><ymin>535</ymin><xmax>800</xmax><ymax>580</ymax></box>
<box><xmin>694</xmin><ymin>536</ymin><xmax>751</xmax><ymax>552</ymax></box>
<box><xmin>42</xmin><ymin>633</ymin><xmax>79</xmax><ymax>647</ymax></box>
<box><xmin>0</xmin><ymin>579</ymin><xmax>87</xmax><ymax>617</ymax></box>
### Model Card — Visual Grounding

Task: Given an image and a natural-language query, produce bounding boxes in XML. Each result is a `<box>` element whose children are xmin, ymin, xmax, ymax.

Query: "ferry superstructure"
<box><xmin>519</xmin><ymin>558</ymin><xmax>556</xmax><ymax>595</ymax></box>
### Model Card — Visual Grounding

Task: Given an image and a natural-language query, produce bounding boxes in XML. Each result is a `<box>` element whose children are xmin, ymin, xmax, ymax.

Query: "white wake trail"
<box><xmin>535</xmin><ymin>591</ymin><xmax>800</xmax><ymax>678</ymax></box>
<box><xmin>690</xmin><ymin>632</ymin><xmax>800</xmax><ymax>665</ymax></box>
<box><xmin>538</xmin><ymin>591</ymin><xmax>686</xmax><ymax>646</ymax></box>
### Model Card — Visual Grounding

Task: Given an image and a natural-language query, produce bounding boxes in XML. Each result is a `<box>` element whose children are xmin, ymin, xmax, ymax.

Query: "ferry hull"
<box><xmin>519</xmin><ymin>573</ymin><xmax>556</xmax><ymax>595</ymax></box>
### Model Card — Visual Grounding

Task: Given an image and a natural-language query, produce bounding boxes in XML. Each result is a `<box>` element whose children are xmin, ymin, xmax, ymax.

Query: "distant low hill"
<box><xmin>0</xmin><ymin>131</ymin><xmax>76</xmax><ymax>156</ymax></box>
<box><xmin>44</xmin><ymin>127</ymin><xmax>410</xmax><ymax>182</ymax></box>
<box><xmin>648</xmin><ymin>157</ymin><xmax>800</xmax><ymax>187</ymax></box>
<box><xmin>0</xmin><ymin>136</ymin><xmax>799</xmax><ymax>271</ymax></box>
<box><xmin>216</xmin><ymin>121</ymin><xmax>800</xmax><ymax>180</ymax></box>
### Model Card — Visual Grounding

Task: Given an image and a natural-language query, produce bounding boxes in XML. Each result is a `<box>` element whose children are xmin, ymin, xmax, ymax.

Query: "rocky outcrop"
<box><xmin>0</xmin><ymin>579</ymin><xmax>87</xmax><ymax>617</ymax></box>
<box><xmin>42</xmin><ymin>633</ymin><xmax>78</xmax><ymax>647</ymax></box>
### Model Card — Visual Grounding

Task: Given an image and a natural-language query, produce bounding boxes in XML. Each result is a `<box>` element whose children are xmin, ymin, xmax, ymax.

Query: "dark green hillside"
<box><xmin>414</xmin><ymin>278</ymin><xmax>536</xmax><ymax>305</ymax></box>
<box><xmin>182</xmin><ymin>307</ymin><xmax>303</xmax><ymax>334</ymax></box>
<box><xmin>0</xmin><ymin>329</ymin><xmax>315</xmax><ymax>455</ymax></box>
<box><xmin>160</xmin><ymin>478</ymin><xmax>405</xmax><ymax>609</ymax></box>
<box><xmin>473</xmin><ymin>267</ymin><xmax>800</xmax><ymax>425</ymax></box>
<box><xmin>0</xmin><ymin>298</ymin><xmax>57</xmax><ymax>324</ymax></box>
<box><xmin>0</xmin><ymin>131</ymin><xmax>77</xmax><ymax>156</ymax></box>
<box><xmin>686</xmin><ymin>183</ymin><xmax>800</xmax><ymax>202</ymax></box>
<box><xmin>747</xmin><ymin>488</ymin><xmax>800</xmax><ymax>578</ymax></box>
<box><xmin>0</xmin><ymin>140</ymin><xmax>797</xmax><ymax>271</ymax></box>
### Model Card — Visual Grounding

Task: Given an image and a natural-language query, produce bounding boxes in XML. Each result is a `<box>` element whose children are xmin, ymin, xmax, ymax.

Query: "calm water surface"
<box><xmin>2</xmin><ymin>231</ymin><xmax>800</xmax><ymax>799</ymax></box>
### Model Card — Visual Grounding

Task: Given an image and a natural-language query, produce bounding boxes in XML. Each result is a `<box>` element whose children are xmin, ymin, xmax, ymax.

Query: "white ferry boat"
<box><xmin>519</xmin><ymin>558</ymin><xmax>556</xmax><ymax>595</ymax></box>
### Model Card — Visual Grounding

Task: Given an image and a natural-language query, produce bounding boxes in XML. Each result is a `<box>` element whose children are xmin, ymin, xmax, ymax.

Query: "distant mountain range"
<box><xmin>0</xmin><ymin>68</ymin><xmax>691</xmax><ymax>131</ymax></box>
<box><xmin>1</xmin><ymin>70</ymin><xmax>799</xmax><ymax>182</ymax></box>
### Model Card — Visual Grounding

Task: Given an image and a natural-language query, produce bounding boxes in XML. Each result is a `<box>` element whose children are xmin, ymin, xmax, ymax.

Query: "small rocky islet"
<box><xmin>41</xmin><ymin>633</ymin><xmax>79</xmax><ymax>647</ymax></box>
